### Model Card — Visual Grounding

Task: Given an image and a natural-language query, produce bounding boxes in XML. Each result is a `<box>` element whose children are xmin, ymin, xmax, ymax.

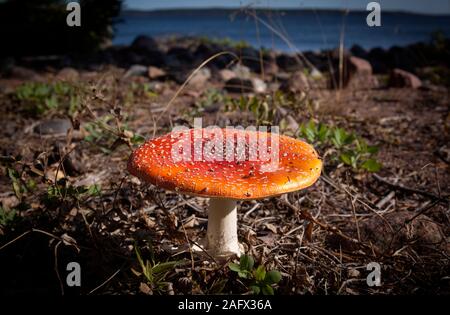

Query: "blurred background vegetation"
<box><xmin>0</xmin><ymin>0</ymin><xmax>122</xmax><ymax>56</ymax></box>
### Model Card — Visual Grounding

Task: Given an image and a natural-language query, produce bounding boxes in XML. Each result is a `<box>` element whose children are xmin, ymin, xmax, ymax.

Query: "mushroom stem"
<box><xmin>206</xmin><ymin>198</ymin><xmax>241</xmax><ymax>258</ymax></box>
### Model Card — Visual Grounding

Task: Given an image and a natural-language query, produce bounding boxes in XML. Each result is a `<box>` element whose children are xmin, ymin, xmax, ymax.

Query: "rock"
<box><xmin>276</xmin><ymin>53</ymin><xmax>302</xmax><ymax>72</ymax></box>
<box><xmin>251</xmin><ymin>77</ymin><xmax>267</xmax><ymax>93</ymax></box>
<box><xmin>310</xmin><ymin>68</ymin><xmax>323</xmax><ymax>80</ymax></box>
<box><xmin>0</xmin><ymin>194</ymin><xmax>20</xmax><ymax>210</ymax></box>
<box><xmin>165</xmin><ymin>46</ymin><xmax>195</xmax><ymax>69</ymax></box>
<box><xmin>349</xmin><ymin>56</ymin><xmax>372</xmax><ymax>76</ymax></box>
<box><xmin>131</xmin><ymin>35</ymin><xmax>158</xmax><ymax>52</ymax></box>
<box><xmin>128</xmin><ymin>36</ymin><xmax>165</xmax><ymax>66</ymax></box>
<box><xmin>56</xmin><ymin>67</ymin><xmax>79</xmax><ymax>81</ymax></box>
<box><xmin>348</xmin><ymin>268</ymin><xmax>361</xmax><ymax>278</ymax></box>
<box><xmin>231</xmin><ymin>64</ymin><xmax>251</xmax><ymax>79</ymax></box>
<box><xmin>389</xmin><ymin>68</ymin><xmax>422</xmax><ymax>89</ymax></box>
<box><xmin>123</xmin><ymin>64</ymin><xmax>148</xmax><ymax>78</ymax></box>
<box><xmin>224</xmin><ymin>77</ymin><xmax>267</xmax><ymax>94</ymax></box>
<box><xmin>218</xmin><ymin>69</ymin><xmax>236</xmax><ymax>82</ymax></box>
<box><xmin>304</xmin><ymin>51</ymin><xmax>328</xmax><ymax>72</ymax></box>
<box><xmin>367</xmin><ymin>47</ymin><xmax>390</xmax><ymax>73</ymax></box>
<box><xmin>244</xmin><ymin>50</ymin><xmax>278</xmax><ymax>75</ymax></box>
<box><xmin>262</xmin><ymin>58</ymin><xmax>279</xmax><ymax>75</ymax></box>
<box><xmin>194</xmin><ymin>42</ymin><xmax>235</xmax><ymax>69</ymax></box>
<box><xmin>360</xmin><ymin>211</ymin><xmax>444</xmax><ymax>254</ymax></box>
<box><xmin>167</xmin><ymin>47</ymin><xmax>195</xmax><ymax>62</ymax></box>
<box><xmin>329</xmin><ymin>56</ymin><xmax>377</xmax><ymax>89</ymax></box>
<box><xmin>350</xmin><ymin>44</ymin><xmax>368</xmax><ymax>59</ymax></box>
<box><xmin>147</xmin><ymin>66</ymin><xmax>166</xmax><ymax>80</ymax></box>
<box><xmin>188</xmin><ymin>67</ymin><xmax>211</xmax><ymax>89</ymax></box>
<box><xmin>347</xmin><ymin>56</ymin><xmax>377</xmax><ymax>89</ymax></box>
<box><xmin>240</xmin><ymin>46</ymin><xmax>261</xmax><ymax>72</ymax></box>
<box><xmin>224</xmin><ymin>78</ymin><xmax>254</xmax><ymax>93</ymax></box>
<box><xmin>34</xmin><ymin>119</ymin><xmax>72</xmax><ymax>135</ymax></box>
<box><xmin>279</xmin><ymin>71</ymin><xmax>309</xmax><ymax>93</ymax></box>
<box><xmin>387</xmin><ymin>46</ymin><xmax>419</xmax><ymax>73</ymax></box>
<box><xmin>9</xmin><ymin>66</ymin><xmax>41</xmax><ymax>81</ymax></box>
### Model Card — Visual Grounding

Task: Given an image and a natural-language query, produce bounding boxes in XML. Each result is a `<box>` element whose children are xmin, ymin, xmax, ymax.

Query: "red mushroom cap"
<box><xmin>128</xmin><ymin>128</ymin><xmax>322</xmax><ymax>200</ymax></box>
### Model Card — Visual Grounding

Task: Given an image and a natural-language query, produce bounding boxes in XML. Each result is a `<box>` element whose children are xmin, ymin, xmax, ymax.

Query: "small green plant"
<box><xmin>225</xmin><ymin>91</ymin><xmax>306</xmax><ymax>126</ymax></box>
<box><xmin>6</xmin><ymin>167</ymin><xmax>36</xmax><ymax>201</ymax></box>
<box><xmin>132</xmin><ymin>245</ymin><xmax>182</xmax><ymax>294</ymax></box>
<box><xmin>15</xmin><ymin>82</ymin><xmax>80</xmax><ymax>115</ymax></box>
<box><xmin>299</xmin><ymin>120</ymin><xmax>331</xmax><ymax>144</ymax></box>
<box><xmin>225</xmin><ymin>95</ymin><xmax>275</xmax><ymax>126</ymax></box>
<box><xmin>192</xmin><ymin>88</ymin><xmax>225</xmax><ymax>115</ymax></box>
<box><xmin>0</xmin><ymin>207</ymin><xmax>17</xmax><ymax>226</ymax></box>
<box><xmin>43</xmin><ymin>183</ymin><xmax>101</xmax><ymax>208</ymax></box>
<box><xmin>130</xmin><ymin>82</ymin><xmax>158</xmax><ymax>99</ymax></box>
<box><xmin>298</xmin><ymin>120</ymin><xmax>382</xmax><ymax>172</ymax></box>
<box><xmin>83</xmin><ymin>115</ymin><xmax>144</xmax><ymax>153</ymax></box>
<box><xmin>229</xmin><ymin>255</ymin><xmax>282</xmax><ymax>295</ymax></box>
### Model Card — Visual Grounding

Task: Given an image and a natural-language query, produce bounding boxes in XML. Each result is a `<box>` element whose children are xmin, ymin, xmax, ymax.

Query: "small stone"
<box><xmin>34</xmin><ymin>119</ymin><xmax>72</xmax><ymax>135</ymax></box>
<box><xmin>389</xmin><ymin>68</ymin><xmax>422</xmax><ymax>89</ymax></box>
<box><xmin>147</xmin><ymin>66</ymin><xmax>166</xmax><ymax>80</ymax></box>
<box><xmin>188</xmin><ymin>67</ymin><xmax>211</xmax><ymax>89</ymax></box>
<box><xmin>310</xmin><ymin>68</ymin><xmax>323</xmax><ymax>80</ymax></box>
<box><xmin>123</xmin><ymin>64</ymin><xmax>148</xmax><ymax>78</ymax></box>
<box><xmin>251</xmin><ymin>77</ymin><xmax>267</xmax><ymax>93</ymax></box>
<box><xmin>231</xmin><ymin>64</ymin><xmax>251</xmax><ymax>79</ymax></box>
<box><xmin>218</xmin><ymin>69</ymin><xmax>236</xmax><ymax>82</ymax></box>
<box><xmin>280</xmin><ymin>71</ymin><xmax>309</xmax><ymax>93</ymax></box>
<box><xmin>56</xmin><ymin>67</ymin><xmax>79</xmax><ymax>81</ymax></box>
<box><xmin>224</xmin><ymin>77</ymin><xmax>253</xmax><ymax>93</ymax></box>
<box><xmin>9</xmin><ymin>66</ymin><xmax>41</xmax><ymax>81</ymax></box>
<box><xmin>348</xmin><ymin>268</ymin><xmax>361</xmax><ymax>278</ymax></box>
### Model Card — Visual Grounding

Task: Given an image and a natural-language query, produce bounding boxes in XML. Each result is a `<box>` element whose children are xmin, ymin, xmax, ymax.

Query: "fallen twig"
<box><xmin>280</xmin><ymin>199</ymin><xmax>380</xmax><ymax>256</ymax></box>
<box><xmin>373</xmin><ymin>174</ymin><xmax>449</xmax><ymax>203</ymax></box>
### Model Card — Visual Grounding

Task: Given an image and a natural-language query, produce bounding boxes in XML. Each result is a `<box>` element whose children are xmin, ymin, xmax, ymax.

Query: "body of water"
<box><xmin>113</xmin><ymin>9</ymin><xmax>450</xmax><ymax>52</ymax></box>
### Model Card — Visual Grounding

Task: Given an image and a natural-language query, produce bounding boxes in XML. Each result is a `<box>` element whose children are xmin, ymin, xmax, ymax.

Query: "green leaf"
<box><xmin>239</xmin><ymin>96</ymin><xmax>247</xmax><ymax>111</ymax></box>
<box><xmin>134</xmin><ymin>245</ymin><xmax>145</xmax><ymax>270</ymax></box>
<box><xmin>254</xmin><ymin>265</ymin><xmax>266</xmax><ymax>281</ymax></box>
<box><xmin>317</xmin><ymin>124</ymin><xmax>330</xmax><ymax>142</ymax></box>
<box><xmin>238</xmin><ymin>271</ymin><xmax>249</xmax><ymax>279</ymax></box>
<box><xmin>261</xmin><ymin>284</ymin><xmax>274</xmax><ymax>295</ymax></box>
<box><xmin>151</xmin><ymin>261</ymin><xmax>181</xmax><ymax>275</ymax></box>
<box><xmin>264</xmin><ymin>270</ymin><xmax>282</xmax><ymax>284</ymax></box>
<box><xmin>26</xmin><ymin>179</ymin><xmax>37</xmax><ymax>191</ymax></box>
<box><xmin>45</xmin><ymin>95</ymin><xmax>58</xmax><ymax>109</ymax></box>
<box><xmin>228</xmin><ymin>262</ymin><xmax>241</xmax><ymax>272</ymax></box>
<box><xmin>0</xmin><ymin>207</ymin><xmax>17</xmax><ymax>226</ymax></box>
<box><xmin>367</xmin><ymin>145</ymin><xmax>379</xmax><ymax>154</ymax></box>
<box><xmin>249</xmin><ymin>98</ymin><xmax>259</xmax><ymax>114</ymax></box>
<box><xmin>131</xmin><ymin>134</ymin><xmax>145</xmax><ymax>145</ymax></box>
<box><xmin>7</xmin><ymin>168</ymin><xmax>19</xmax><ymax>181</ymax></box>
<box><xmin>209</xmin><ymin>278</ymin><xmax>228</xmax><ymax>294</ymax></box>
<box><xmin>361</xmin><ymin>159</ymin><xmax>382</xmax><ymax>172</ymax></box>
<box><xmin>239</xmin><ymin>255</ymin><xmax>254</xmax><ymax>271</ymax></box>
<box><xmin>250</xmin><ymin>285</ymin><xmax>261</xmax><ymax>295</ymax></box>
<box><xmin>87</xmin><ymin>184</ymin><xmax>102</xmax><ymax>196</ymax></box>
<box><xmin>12</xmin><ymin>181</ymin><xmax>23</xmax><ymax>200</ymax></box>
<box><xmin>339</xmin><ymin>153</ymin><xmax>353</xmax><ymax>166</ymax></box>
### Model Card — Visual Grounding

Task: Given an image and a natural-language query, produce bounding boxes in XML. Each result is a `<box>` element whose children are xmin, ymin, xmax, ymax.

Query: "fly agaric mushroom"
<box><xmin>128</xmin><ymin>128</ymin><xmax>322</xmax><ymax>258</ymax></box>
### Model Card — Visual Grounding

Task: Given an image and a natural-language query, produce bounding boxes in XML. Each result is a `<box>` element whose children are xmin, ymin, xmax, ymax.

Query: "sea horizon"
<box><xmin>113</xmin><ymin>8</ymin><xmax>450</xmax><ymax>52</ymax></box>
<box><xmin>122</xmin><ymin>8</ymin><xmax>450</xmax><ymax>17</ymax></box>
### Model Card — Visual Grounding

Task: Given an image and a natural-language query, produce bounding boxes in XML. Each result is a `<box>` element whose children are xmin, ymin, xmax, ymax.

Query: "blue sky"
<box><xmin>124</xmin><ymin>0</ymin><xmax>450</xmax><ymax>15</ymax></box>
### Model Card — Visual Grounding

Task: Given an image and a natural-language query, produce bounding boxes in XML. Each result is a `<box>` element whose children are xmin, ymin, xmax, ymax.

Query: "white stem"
<box><xmin>206</xmin><ymin>198</ymin><xmax>240</xmax><ymax>257</ymax></box>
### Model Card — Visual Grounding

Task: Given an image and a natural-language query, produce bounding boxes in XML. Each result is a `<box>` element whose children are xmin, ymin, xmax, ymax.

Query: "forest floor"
<box><xmin>0</xmin><ymin>43</ymin><xmax>449</xmax><ymax>295</ymax></box>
